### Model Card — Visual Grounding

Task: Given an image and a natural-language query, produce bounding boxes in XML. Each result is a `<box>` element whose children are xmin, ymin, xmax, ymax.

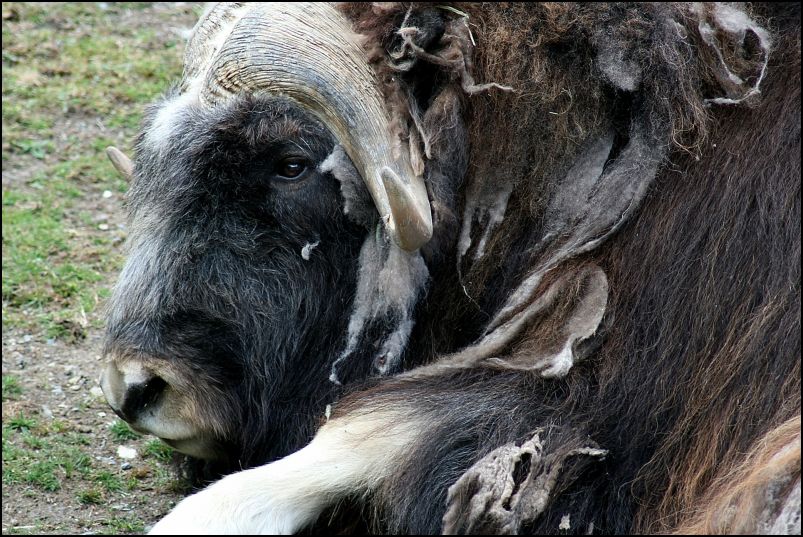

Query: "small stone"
<box><xmin>117</xmin><ymin>445</ymin><xmax>137</xmax><ymax>460</ymax></box>
<box><xmin>131</xmin><ymin>466</ymin><xmax>151</xmax><ymax>479</ymax></box>
<box><xmin>98</xmin><ymin>223</ymin><xmax>109</xmax><ymax>231</ymax></box>
<box><xmin>22</xmin><ymin>334</ymin><xmax>32</xmax><ymax>343</ymax></box>
<box><xmin>51</xmin><ymin>385</ymin><xmax>64</xmax><ymax>395</ymax></box>
<box><xmin>41</xmin><ymin>405</ymin><xmax>54</xmax><ymax>419</ymax></box>
<box><xmin>90</xmin><ymin>386</ymin><xmax>104</xmax><ymax>398</ymax></box>
<box><xmin>121</xmin><ymin>462</ymin><xmax>132</xmax><ymax>470</ymax></box>
<box><xmin>102</xmin><ymin>190</ymin><xmax>113</xmax><ymax>199</ymax></box>
<box><xmin>97</xmin><ymin>411</ymin><xmax>107</xmax><ymax>418</ymax></box>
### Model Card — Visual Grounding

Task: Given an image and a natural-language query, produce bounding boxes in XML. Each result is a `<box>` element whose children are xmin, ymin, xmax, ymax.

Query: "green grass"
<box><xmin>2</xmin><ymin>375</ymin><xmax>23</xmax><ymax>401</ymax></box>
<box><xmin>2</xmin><ymin>421</ymin><xmax>92</xmax><ymax>492</ymax></box>
<box><xmin>2</xmin><ymin>409</ymin><xmax>189</xmax><ymax>530</ymax></box>
<box><xmin>4</xmin><ymin>524</ymin><xmax>48</xmax><ymax>535</ymax></box>
<box><xmin>110</xmin><ymin>419</ymin><xmax>141</xmax><ymax>441</ymax></box>
<box><xmin>3</xmin><ymin>416</ymin><xmax>136</xmax><ymax>496</ymax></box>
<box><xmin>49</xmin><ymin>419</ymin><xmax>70</xmax><ymax>433</ymax></box>
<box><xmin>1</xmin><ymin>180</ymin><xmax>113</xmax><ymax>340</ymax></box>
<box><xmin>3</xmin><ymin>3</ymin><xmax>201</xmax><ymax>532</ymax></box>
<box><xmin>7</xmin><ymin>412</ymin><xmax>36</xmax><ymax>431</ymax></box>
<box><xmin>77</xmin><ymin>487</ymin><xmax>103</xmax><ymax>505</ymax></box>
<box><xmin>2</xmin><ymin>1</ymin><xmax>201</xmax><ymax>341</ymax></box>
<box><xmin>2</xmin><ymin>4</ymin><xmax>185</xmax><ymax>148</ymax></box>
<box><xmin>143</xmin><ymin>438</ymin><xmax>173</xmax><ymax>463</ymax></box>
<box><xmin>93</xmin><ymin>469</ymin><xmax>124</xmax><ymax>492</ymax></box>
<box><xmin>106</xmin><ymin>516</ymin><xmax>145</xmax><ymax>534</ymax></box>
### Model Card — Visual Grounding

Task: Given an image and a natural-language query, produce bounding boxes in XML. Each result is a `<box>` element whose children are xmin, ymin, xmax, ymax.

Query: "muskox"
<box><xmin>99</xmin><ymin>2</ymin><xmax>801</xmax><ymax>534</ymax></box>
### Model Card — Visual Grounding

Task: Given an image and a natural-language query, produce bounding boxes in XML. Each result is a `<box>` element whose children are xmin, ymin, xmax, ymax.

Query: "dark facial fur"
<box><xmin>105</xmin><ymin>95</ymin><xmax>374</xmax><ymax>469</ymax></box>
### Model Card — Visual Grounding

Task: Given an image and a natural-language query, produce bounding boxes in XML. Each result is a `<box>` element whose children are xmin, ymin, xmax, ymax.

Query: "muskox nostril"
<box><xmin>120</xmin><ymin>375</ymin><xmax>168</xmax><ymax>421</ymax></box>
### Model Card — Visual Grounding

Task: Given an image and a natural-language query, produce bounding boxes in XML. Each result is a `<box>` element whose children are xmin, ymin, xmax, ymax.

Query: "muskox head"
<box><xmin>100</xmin><ymin>3</ymin><xmax>450</xmax><ymax>467</ymax></box>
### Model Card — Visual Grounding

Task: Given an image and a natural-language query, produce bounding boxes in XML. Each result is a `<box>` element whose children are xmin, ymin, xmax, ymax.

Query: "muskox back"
<box><xmin>336</xmin><ymin>3</ymin><xmax>802</xmax><ymax>533</ymax></box>
<box><xmin>594</xmin><ymin>16</ymin><xmax>801</xmax><ymax>530</ymax></box>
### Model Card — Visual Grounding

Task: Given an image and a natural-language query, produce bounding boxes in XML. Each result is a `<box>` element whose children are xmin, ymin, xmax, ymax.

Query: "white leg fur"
<box><xmin>150</xmin><ymin>409</ymin><xmax>419</xmax><ymax>534</ymax></box>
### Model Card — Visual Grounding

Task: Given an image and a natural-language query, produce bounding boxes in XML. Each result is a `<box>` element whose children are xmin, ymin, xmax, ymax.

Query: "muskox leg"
<box><xmin>149</xmin><ymin>405</ymin><xmax>424</xmax><ymax>534</ymax></box>
<box><xmin>333</xmin><ymin>370</ymin><xmax>606</xmax><ymax>534</ymax></box>
<box><xmin>151</xmin><ymin>369</ymin><xmax>592</xmax><ymax>534</ymax></box>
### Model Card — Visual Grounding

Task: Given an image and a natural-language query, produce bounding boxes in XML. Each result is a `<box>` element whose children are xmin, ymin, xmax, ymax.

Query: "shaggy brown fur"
<box><xmin>333</xmin><ymin>2</ymin><xmax>800</xmax><ymax>533</ymax></box>
<box><xmin>597</xmin><ymin>17</ymin><xmax>802</xmax><ymax>530</ymax></box>
<box><xmin>670</xmin><ymin>416</ymin><xmax>800</xmax><ymax>534</ymax></box>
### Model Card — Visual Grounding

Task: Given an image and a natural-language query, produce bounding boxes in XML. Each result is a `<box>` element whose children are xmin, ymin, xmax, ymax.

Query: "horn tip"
<box><xmin>105</xmin><ymin>146</ymin><xmax>134</xmax><ymax>180</ymax></box>
<box><xmin>379</xmin><ymin>167</ymin><xmax>433</xmax><ymax>251</ymax></box>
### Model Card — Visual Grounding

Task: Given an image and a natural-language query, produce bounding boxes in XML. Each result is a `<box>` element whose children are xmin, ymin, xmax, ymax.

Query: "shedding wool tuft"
<box><xmin>320</xmin><ymin>145</ymin><xmax>376</xmax><ymax>227</ymax></box>
<box><xmin>330</xmin><ymin>229</ymin><xmax>429</xmax><ymax>384</ymax></box>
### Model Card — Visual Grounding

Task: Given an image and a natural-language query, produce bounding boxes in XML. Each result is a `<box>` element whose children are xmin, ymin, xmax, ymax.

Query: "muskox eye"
<box><xmin>276</xmin><ymin>158</ymin><xmax>307</xmax><ymax>179</ymax></box>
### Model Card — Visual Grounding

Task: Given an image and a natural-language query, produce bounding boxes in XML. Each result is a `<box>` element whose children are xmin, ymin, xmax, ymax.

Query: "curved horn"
<box><xmin>182</xmin><ymin>3</ymin><xmax>432</xmax><ymax>251</ymax></box>
<box><xmin>106</xmin><ymin>146</ymin><xmax>133</xmax><ymax>181</ymax></box>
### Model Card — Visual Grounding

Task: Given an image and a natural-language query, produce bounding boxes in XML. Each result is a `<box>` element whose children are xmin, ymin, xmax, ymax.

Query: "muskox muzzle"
<box><xmin>101</xmin><ymin>360</ymin><xmax>166</xmax><ymax>423</ymax></box>
<box><xmin>100</xmin><ymin>351</ymin><xmax>225</xmax><ymax>460</ymax></box>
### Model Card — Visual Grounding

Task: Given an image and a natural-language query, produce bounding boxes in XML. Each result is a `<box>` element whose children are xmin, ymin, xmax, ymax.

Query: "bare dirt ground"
<box><xmin>3</xmin><ymin>3</ymin><xmax>204</xmax><ymax>534</ymax></box>
<box><xmin>2</xmin><ymin>329</ymin><xmax>185</xmax><ymax>534</ymax></box>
